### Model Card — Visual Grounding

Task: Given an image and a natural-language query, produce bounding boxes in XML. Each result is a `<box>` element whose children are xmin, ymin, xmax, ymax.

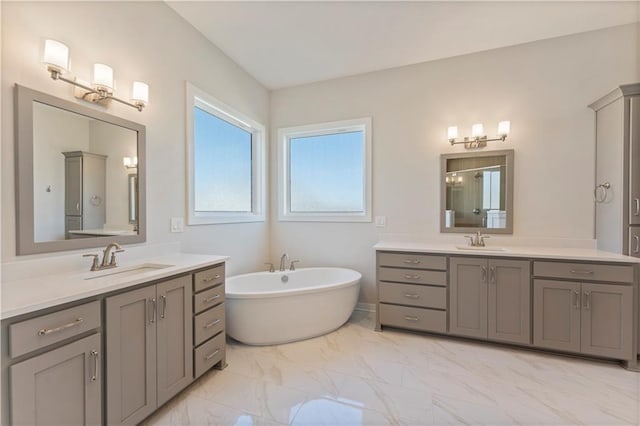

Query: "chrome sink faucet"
<box><xmin>464</xmin><ymin>231</ymin><xmax>490</xmax><ymax>247</ymax></box>
<box><xmin>83</xmin><ymin>242</ymin><xmax>125</xmax><ymax>271</ymax></box>
<box><xmin>279</xmin><ymin>253</ymin><xmax>289</xmax><ymax>271</ymax></box>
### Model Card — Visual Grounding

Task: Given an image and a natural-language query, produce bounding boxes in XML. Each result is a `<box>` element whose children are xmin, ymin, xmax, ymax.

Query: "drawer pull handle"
<box><xmin>403</xmin><ymin>259</ymin><xmax>421</xmax><ymax>265</ymax></box>
<box><xmin>203</xmin><ymin>294</ymin><xmax>221</xmax><ymax>303</ymax></box>
<box><xmin>90</xmin><ymin>350</ymin><xmax>99</xmax><ymax>382</ymax></box>
<box><xmin>635</xmin><ymin>198</ymin><xmax>640</xmax><ymax>216</ymax></box>
<box><xmin>570</xmin><ymin>269</ymin><xmax>594</xmax><ymax>275</ymax></box>
<box><xmin>404</xmin><ymin>274</ymin><xmax>420</xmax><ymax>280</ymax></box>
<box><xmin>404</xmin><ymin>315</ymin><xmax>419</xmax><ymax>322</ymax></box>
<box><xmin>204</xmin><ymin>319</ymin><xmax>221</xmax><ymax>329</ymax></box>
<box><xmin>404</xmin><ymin>293</ymin><xmax>420</xmax><ymax>299</ymax></box>
<box><xmin>38</xmin><ymin>317</ymin><xmax>84</xmax><ymax>336</ymax></box>
<box><xmin>203</xmin><ymin>274</ymin><xmax>222</xmax><ymax>283</ymax></box>
<box><xmin>205</xmin><ymin>349</ymin><xmax>220</xmax><ymax>361</ymax></box>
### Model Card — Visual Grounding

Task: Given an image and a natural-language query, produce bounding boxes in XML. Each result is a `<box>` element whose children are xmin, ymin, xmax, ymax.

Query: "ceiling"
<box><xmin>167</xmin><ymin>1</ymin><xmax>640</xmax><ymax>90</ymax></box>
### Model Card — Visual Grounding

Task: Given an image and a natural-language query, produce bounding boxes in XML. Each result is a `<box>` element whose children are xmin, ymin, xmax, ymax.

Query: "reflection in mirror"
<box><xmin>128</xmin><ymin>173</ymin><xmax>138</xmax><ymax>228</ymax></box>
<box><xmin>15</xmin><ymin>84</ymin><xmax>146</xmax><ymax>255</ymax></box>
<box><xmin>440</xmin><ymin>149</ymin><xmax>514</xmax><ymax>234</ymax></box>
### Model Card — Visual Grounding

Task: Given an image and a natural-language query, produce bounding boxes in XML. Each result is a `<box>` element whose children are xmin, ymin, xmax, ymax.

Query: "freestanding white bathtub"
<box><xmin>226</xmin><ymin>267</ymin><xmax>361</xmax><ymax>345</ymax></box>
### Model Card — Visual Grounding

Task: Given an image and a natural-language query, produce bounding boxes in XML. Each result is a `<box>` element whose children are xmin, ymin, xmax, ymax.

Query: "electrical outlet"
<box><xmin>374</xmin><ymin>216</ymin><xmax>386</xmax><ymax>227</ymax></box>
<box><xmin>170</xmin><ymin>217</ymin><xmax>184</xmax><ymax>233</ymax></box>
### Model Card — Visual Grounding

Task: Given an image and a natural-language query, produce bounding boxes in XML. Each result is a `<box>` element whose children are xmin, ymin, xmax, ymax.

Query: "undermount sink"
<box><xmin>84</xmin><ymin>263</ymin><xmax>173</xmax><ymax>280</ymax></box>
<box><xmin>455</xmin><ymin>245</ymin><xmax>508</xmax><ymax>252</ymax></box>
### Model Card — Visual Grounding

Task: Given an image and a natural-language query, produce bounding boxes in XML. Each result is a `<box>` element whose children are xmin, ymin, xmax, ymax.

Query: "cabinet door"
<box><xmin>65</xmin><ymin>156</ymin><xmax>82</xmax><ymax>216</ymax></box>
<box><xmin>628</xmin><ymin>96</ymin><xmax>640</xmax><ymax>225</ymax></box>
<box><xmin>533</xmin><ymin>280</ymin><xmax>581</xmax><ymax>352</ymax></box>
<box><xmin>580</xmin><ymin>283</ymin><xmax>633</xmax><ymax>359</ymax></box>
<box><xmin>488</xmin><ymin>259</ymin><xmax>531</xmax><ymax>344</ymax></box>
<box><xmin>10</xmin><ymin>333</ymin><xmax>101</xmax><ymax>425</ymax></box>
<box><xmin>106</xmin><ymin>285</ymin><xmax>157</xmax><ymax>425</ymax></box>
<box><xmin>156</xmin><ymin>276</ymin><xmax>193</xmax><ymax>406</ymax></box>
<box><xmin>449</xmin><ymin>257</ymin><xmax>487</xmax><ymax>338</ymax></box>
<box><xmin>81</xmin><ymin>154</ymin><xmax>106</xmax><ymax>230</ymax></box>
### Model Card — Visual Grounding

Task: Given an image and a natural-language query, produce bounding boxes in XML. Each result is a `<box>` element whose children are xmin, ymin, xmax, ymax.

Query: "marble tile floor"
<box><xmin>144</xmin><ymin>311</ymin><xmax>640</xmax><ymax>425</ymax></box>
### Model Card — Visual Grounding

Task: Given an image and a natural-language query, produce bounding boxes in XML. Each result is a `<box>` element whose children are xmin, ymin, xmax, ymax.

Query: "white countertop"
<box><xmin>1</xmin><ymin>253</ymin><xmax>228</xmax><ymax>320</ymax></box>
<box><xmin>374</xmin><ymin>241</ymin><xmax>640</xmax><ymax>263</ymax></box>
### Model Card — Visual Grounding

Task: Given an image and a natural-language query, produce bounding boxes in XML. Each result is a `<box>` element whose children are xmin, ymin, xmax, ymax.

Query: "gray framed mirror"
<box><xmin>440</xmin><ymin>149</ymin><xmax>514</xmax><ymax>234</ymax></box>
<box><xmin>15</xmin><ymin>84</ymin><xmax>146</xmax><ymax>255</ymax></box>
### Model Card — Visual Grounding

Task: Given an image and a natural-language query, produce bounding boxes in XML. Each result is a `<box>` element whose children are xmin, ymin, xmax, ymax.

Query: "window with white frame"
<box><xmin>277</xmin><ymin>118</ymin><xmax>372</xmax><ymax>222</ymax></box>
<box><xmin>186</xmin><ymin>82</ymin><xmax>265</xmax><ymax>224</ymax></box>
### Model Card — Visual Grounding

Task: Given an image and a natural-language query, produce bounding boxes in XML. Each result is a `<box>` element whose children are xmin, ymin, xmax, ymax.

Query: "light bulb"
<box><xmin>131</xmin><ymin>81</ymin><xmax>149</xmax><ymax>105</ymax></box>
<box><xmin>471</xmin><ymin>123</ymin><xmax>484</xmax><ymax>138</ymax></box>
<box><xmin>497</xmin><ymin>120</ymin><xmax>511</xmax><ymax>137</ymax></box>
<box><xmin>43</xmin><ymin>39</ymin><xmax>69</xmax><ymax>72</ymax></box>
<box><xmin>93</xmin><ymin>63</ymin><xmax>114</xmax><ymax>90</ymax></box>
<box><xmin>447</xmin><ymin>126</ymin><xmax>458</xmax><ymax>140</ymax></box>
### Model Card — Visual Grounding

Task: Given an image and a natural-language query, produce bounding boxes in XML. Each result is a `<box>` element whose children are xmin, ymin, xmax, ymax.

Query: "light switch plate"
<box><xmin>170</xmin><ymin>217</ymin><xmax>184</xmax><ymax>233</ymax></box>
<box><xmin>374</xmin><ymin>216</ymin><xmax>386</xmax><ymax>227</ymax></box>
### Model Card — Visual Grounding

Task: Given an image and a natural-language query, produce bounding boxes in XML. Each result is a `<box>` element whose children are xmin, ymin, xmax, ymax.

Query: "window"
<box><xmin>277</xmin><ymin>118</ymin><xmax>372</xmax><ymax>222</ymax></box>
<box><xmin>186</xmin><ymin>83</ymin><xmax>265</xmax><ymax>224</ymax></box>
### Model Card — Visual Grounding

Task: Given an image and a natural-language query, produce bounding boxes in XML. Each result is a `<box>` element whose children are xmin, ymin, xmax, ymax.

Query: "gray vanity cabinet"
<box><xmin>450</xmin><ymin>257</ymin><xmax>530</xmax><ymax>344</ymax></box>
<box><xmin>10</xmin><ymin>333</ymin><xmax>102</xmax><ymax>425</ymax></box>
<box><xmin>589</xmin><ymin>84</ymin><xmax>640</xmax><ymax>255</ymax></box>
<box><xmin>106</xmin><ymin>275</ymin><xmax>193</xmax><ymax>425</ymax></box>
<box><xmin>533</xmin><ymin>280</ymin><xmax>633</xmax><ymax>359</ymax></box>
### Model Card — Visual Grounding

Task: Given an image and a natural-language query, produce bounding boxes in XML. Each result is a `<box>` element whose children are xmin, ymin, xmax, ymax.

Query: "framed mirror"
<box><xmin>15</xmin><ymin>84</ymin><xmax>146</xmax><ymax>255</ymax></box>
<box><xmin>440</xmin><ymin>149</ymin><xmax>514</xmax><ymax>234</ymax></box>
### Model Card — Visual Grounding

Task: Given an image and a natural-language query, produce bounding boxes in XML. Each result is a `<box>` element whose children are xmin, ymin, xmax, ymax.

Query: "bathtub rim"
<box><xmin>225</xmin><ymin>267</ymin><xmax>362</xmax><ymax>300</ymax></box>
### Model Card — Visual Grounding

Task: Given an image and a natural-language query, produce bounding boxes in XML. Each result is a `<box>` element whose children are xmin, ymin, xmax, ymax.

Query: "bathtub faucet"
<box><xmin>279</xmin><ymin>253</ymin><xmax>289</xmax><ymax>271</ymax></box>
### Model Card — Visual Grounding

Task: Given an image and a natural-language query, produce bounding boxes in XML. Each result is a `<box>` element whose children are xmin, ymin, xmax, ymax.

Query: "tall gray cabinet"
<box><xmin>63</xmin><ymin>151</ymin><xmax>107</xmax><ymax>237</ymax></box>
<box><xmin>589</xmin><ymin>83</ymin><xmax>640</xmax><ymax>256</ymax></box>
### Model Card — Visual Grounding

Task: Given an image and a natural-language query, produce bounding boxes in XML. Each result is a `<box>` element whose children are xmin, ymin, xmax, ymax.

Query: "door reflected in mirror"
<box><xmin>441</xmin><ymin>150</ymin><xmax>514</xmax><ymax>234</ymax></box>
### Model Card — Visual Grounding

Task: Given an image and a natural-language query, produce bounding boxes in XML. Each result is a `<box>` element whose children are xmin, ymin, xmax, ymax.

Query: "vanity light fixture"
<box><xmin>448</xmin><ymin>121</ymin><xmax>510</xmax><ymax>149</ymax></box>
<box><xmin>43</xmin><ymin>39</ymin><xmax>149</xmax><ymax>112</ymax></box>
<box><xmin>123</xmin><ymin>156</ymin><xmax>138</xmax><ymax>169</ymax></box>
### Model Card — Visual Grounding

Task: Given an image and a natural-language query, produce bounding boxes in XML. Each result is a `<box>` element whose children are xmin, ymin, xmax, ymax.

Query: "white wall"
<box><xmin>33</xmin><ymin>104</ymin><xmax>90</xmax><ymax>241</ymax></box>
<box><xmin>270</xmin><ymin>24</ymin><xmax>640</xmax><ymax>304</ymax></box>
<box><xmin>1</xmin><ymin>2</ymin><xmax>270</xmax><ymax>275</ymax></box>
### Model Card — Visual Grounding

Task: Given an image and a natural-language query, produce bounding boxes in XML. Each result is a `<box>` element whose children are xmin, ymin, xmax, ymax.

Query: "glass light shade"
<box><xmin>123</xmin><ymin>156</ymin><xmax>138</xmax><ymax>168</ymax></box>
<box><xmin>131</xmin><ymin>81</ymin><xmax>149</xmax><ymax>105</ymax></box>
<box><xmin>447</xmin><ymin>126</ymin><xmax>458</xmax><ymax>140</ymax></box>
<box><xmin>43</xmin><ymin>39</ymin><xmax>69</xmax><ymax>71</ymax></box>
<box><xmin>93</xmin><ymin>63</ymin><xmax>114</xmax><ymax>89</ymax></box>
<box><xmin>498</xmin><ymin>120</ymin><xmax>511</xmax><ymax>136</ymax></box>
<box><xmin>471</xmin><ymin>123</ymin><xmax>484</xmax><ymax>138</ymax></box>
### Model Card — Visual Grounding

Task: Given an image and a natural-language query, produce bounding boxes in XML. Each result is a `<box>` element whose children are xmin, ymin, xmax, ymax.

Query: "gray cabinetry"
<box><xmin>10</xmin><ymin>333</ymin><xmax>102</xmax><ymax>426</ymax></box>
<box><xmin>589</xmin><ymin>83</ymin><xmax>640</xmax><ymax>255</ymax></box>
<box><xmin>106</xmin><ymin>275</ymin><xmax>193</xmax><ymax>425</ymax></box>
<box><xmin>192</xmin><ymin>263</ymin><xmax>227</xmax><ymax>378</ymax></box>
<box><xmin>376</xmin><ymin>252</ymin><xmax>447</xmax><ymax>333</ymax></box>
<box><xmin>533</xmin><ymin>261</ymin><xmax>634</xmax><ymax>361</ymax></box>
<box><xmin>4</xmin><ymin>301</ymin><xmax>102</xmax><ymax>425</ymax></box>
<box><xmin>63</xmin><ymin>151</ymin><xmax>107</xmax><ymax>237</ymax></box>
<box><xmin>450</xmin><ymin>257</ymin><xmax>530</xmax><ymax>344</ymax></box>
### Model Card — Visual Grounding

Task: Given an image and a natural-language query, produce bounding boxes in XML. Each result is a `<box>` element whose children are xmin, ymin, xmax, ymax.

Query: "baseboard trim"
<box><xmin>355</xmin><ymin>302</ymin><xmax>376</xmax><ymax>313</ymax></box>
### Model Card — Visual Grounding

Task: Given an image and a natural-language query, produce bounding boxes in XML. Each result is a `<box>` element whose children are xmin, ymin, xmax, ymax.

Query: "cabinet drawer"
<box><xmin>378</xmin><ymin>268</ymin><xmax>446</xmax><ymax>286</ymax></box>
<box><xmin>378</xmin><ymin>252</ymin><xmax>446</xmax><ymax>270</ymax></box>
<box><xmin>379</xmin><ymin>304</ymin><xmax>446</xmax><ymax>333</ymax></box>
<box><xmin>533</xmin><ymin>261</ymin><xmax>633</xmax><ymax>283</ymax></box>
<box><xmin>379</xmin><ymin>282</ymin><xmax>446</xmax><ymax>309</ymax></box>
<box><xmin>194</xmin><ymin>303</ymin><xmax>225</xmax><ymax>346</ymax></box>
<box><xmin>194</xmin><ymin>264</ymin><xmax>225</xmax><ymax>293</ymax></box>
<box><xmin>9</xmin><ymin>301</ymin><xmax>101</xmax><ymax>358</ymax></box>
<box><xmin>194</xmin><ymin>332</ymin><xmax>225</xmax><ymax>378</ymax></box>
<box><xmin>194</xmin><ymin>285</ymin><xmax>225</xmax><ymax>314</ymax></box>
